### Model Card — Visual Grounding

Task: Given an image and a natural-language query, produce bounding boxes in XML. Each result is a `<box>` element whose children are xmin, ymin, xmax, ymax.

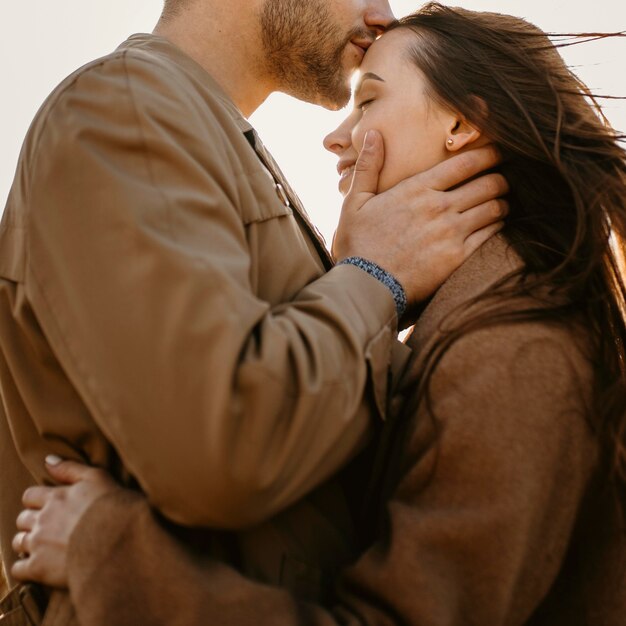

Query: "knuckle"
<box><xmin>483</xmin><ymin>176</ymin><xmax>500</xmax><ymax>198</ymax></box>
<box><xmin>428</xmin><ymin>194</ymin><xmax>448</xmax><ymax>216</ymax></box>
<box><xmin>440</xmin><ymin>245</ymin><xmax>463</xmax><ymax>269</ymax></box>
<box><xmin>495</xmin><ymin>198</ymin><xmax>509</xmax><ymax>217</ymax></box>
<box><xmin>432</xmin><ymin>216</ymin><xmax>458</xmax><ymax>245</ymax></box>
<box><xmin>16</xmin><ymin>509</ymin><xmax>31</xmax><ymax>527</ymax></box>
<box><xmin>489</xmin><ymin>199</ymin><xmax>503</xmax><ymax>219</ymax></box>
<box><xmin>48</xmin><ymin>491</ymin><xmax>63</xmax><ymax>508</ymax></box>
<box><xmin>478</xmin><ymin>145</ymin><xmax>499</xmax><ymax>170</ymax></box>
<box><xmin>487</xmin><ymin>173</ymin><xmax>508</xmax><ymax>196</ymax></box>
<box><xmin>354</xmin><ymin>154</ymin><xmax>370</xmax><ymax>172</ymax></box>
<box><xmin>22</xmin><ymin>488</ymin><xmax>35</xmax><ymax>506</ymax></box>
<box><xmin>493</xmin><ymin>173</ymin><xmax>509</xmax><ymax>194</ymax></box>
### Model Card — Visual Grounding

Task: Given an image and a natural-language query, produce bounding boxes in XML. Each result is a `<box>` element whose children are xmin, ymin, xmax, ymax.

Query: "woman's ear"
<box><xmin>445</xmin><ymin>115</ymin><xmax>482</xmax><ymax>152</ymax></box>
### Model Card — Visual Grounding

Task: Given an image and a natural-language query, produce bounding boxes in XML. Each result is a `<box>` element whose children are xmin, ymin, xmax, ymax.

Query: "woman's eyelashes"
<box><xmin>356</xmin><ymin>98</ymin><xmax>374</xmax><ymax>111</ymax></box>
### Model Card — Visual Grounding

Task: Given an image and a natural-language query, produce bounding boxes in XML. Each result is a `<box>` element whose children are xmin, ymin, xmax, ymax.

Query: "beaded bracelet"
<box><xmin>338</xmin><ymin>256</ymin><xmax>407</xmax><ymax>319</ymax></box>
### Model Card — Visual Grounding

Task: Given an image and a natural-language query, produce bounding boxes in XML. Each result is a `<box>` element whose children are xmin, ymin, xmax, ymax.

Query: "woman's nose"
<box><xmin>323</xmin><ymin>117</ymin><xmax>354</xmax><ymax>155</ymax></box>
<box><xmin>323</xmin><ymin>130</ymin><xmax>345</xmax><ymax>156</ymax></box>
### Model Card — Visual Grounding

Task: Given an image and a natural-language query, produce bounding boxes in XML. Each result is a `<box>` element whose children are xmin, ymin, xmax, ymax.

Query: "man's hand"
<box><xmin>11</xmin><ymin>457</ymin><xmax>119</xmax><ymax>589</ymax></box>
<box><xmin>333</xmin><ymin>130</ymin><xmax>508</xmax><ymax>308</ymax></box>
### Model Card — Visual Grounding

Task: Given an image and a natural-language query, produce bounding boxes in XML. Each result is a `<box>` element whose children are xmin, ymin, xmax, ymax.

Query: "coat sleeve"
<box><xmin>22</xmin><ymin>51</ymin><xmax>398</xmax><ymax>529</ymax></box>
<box><xmin>66</xmin><ymin>323</ymin><xmax>599</xmax><ymax>626</ymax></box>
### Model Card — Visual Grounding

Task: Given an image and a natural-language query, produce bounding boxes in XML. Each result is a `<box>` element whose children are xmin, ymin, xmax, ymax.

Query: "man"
<box><xmin>0</xmin><ymin>0</ymin><xmax>505</xmax><ymax>622</ymax></box>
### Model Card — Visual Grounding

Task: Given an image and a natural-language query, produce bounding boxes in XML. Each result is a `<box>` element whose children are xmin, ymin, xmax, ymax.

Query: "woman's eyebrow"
<box><xmin>354</xmin><ymin>72</ymin><xmax>385</xmax><ymax>99</ymax></box>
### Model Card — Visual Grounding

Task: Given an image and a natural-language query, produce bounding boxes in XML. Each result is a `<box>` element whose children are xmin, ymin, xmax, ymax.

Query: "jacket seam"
<box><xmin>25</xmin><ymin>53</ymin><xmax>127</xmax><ymax>211</ymax></box>
<box><xmin>121</xmin><ymin>51</ymin><xmax>178</xmax><ymax>242</ymax></box>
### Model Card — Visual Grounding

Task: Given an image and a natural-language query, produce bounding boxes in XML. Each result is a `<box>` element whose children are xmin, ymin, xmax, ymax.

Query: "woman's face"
<box><xmin>324</xmin><ymin>29</ymin><xmax>478</xmax><ymax>196</ymax></box>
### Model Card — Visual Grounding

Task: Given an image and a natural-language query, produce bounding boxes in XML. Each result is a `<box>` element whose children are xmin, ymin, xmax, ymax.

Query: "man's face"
<box><xmin>260</xmin><ymin>0</ymin><xmax>394</xmax><ymax>110</ymax></box>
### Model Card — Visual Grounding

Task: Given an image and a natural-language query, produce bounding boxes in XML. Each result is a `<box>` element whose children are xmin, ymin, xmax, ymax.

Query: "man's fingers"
<box><xmin>12</xmin><ymin>531</ymin><xmax>30</xmax><ymax>555</ymax></box>
<box><xmin>16</xmin><ymin>509</ymin><xmax>37</xmax><ymax>532</ymax></box>
<box><xmin>347</xmin><ymin>130</ymin><xmax>384</xmax><ymax>205</ymax></box>
<box><xmin>22</xmin><ymin>486</ymin><xmax>54</xmax><ymax>509</ymax></box>
<box><xmin>391</xmin><ymin>145</ymin><xmax>501</xmax><ymax>197</ymax></box>
<box><xmin>45</xmin><ymin>456</ymin><xmax>99</xmax><ymax>485</ymax></box>
<box><xmin>459</xmin><ymin>198</ymin><xmax>509</xmax><ymax>234</ymax></box>
<box><xmin>11</xmin><ymin>556</ymin><xmax>32</xmax><ymax>582</ymax></box>
<box><xmin>428</xmin><ymin>145</ymin><xmax>502</xmax><ymax>191</ymax></box>
<box><xmin>448</xmin><ymin>174</ymin><xmax>509</xmax><ymax>214</ymax></box>
<box><xmin>464</xmin><ymin>221</ymin><xmax>505</xmax><ymax>257</ymax></box>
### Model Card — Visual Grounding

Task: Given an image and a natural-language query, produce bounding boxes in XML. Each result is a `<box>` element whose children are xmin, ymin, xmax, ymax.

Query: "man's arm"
<box><xmin>21</xmin><ymin>52</ymin><xmax>399</xmax><ymax>529</ymax></box>
<box><xmin>22</xmin><ymin>51</ymin><xmax>505</xmax><ymax>529</ymax></box>
<box><xmin>14</xmin><ymin>321</ymin><xmax>597</xmax><ymax>625</ymax></box>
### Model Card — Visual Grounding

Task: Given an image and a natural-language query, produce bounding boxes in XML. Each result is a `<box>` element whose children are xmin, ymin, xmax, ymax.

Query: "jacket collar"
<box><xmin>407</xmin><ymin>235</ymin><xmax>525</xmax><ymax>356</ymax></box>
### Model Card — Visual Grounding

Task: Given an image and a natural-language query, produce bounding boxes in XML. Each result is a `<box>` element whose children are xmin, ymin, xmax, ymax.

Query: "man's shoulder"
<box><xmin>22</xmin><ymin>39</ymin><xmax>243</xmax><ymax>168</ymax></box>
<box><xmin>41</xmin><ymin>42</ymin><xmax>227</xmax><ymax>120</ymax></box>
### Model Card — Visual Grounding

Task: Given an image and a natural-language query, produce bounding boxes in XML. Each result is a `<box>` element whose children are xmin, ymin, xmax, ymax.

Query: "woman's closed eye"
<box><xmin>356</xmin><ymin>98</ymin><xmax>374</xmax><ymax>111</ymax></box>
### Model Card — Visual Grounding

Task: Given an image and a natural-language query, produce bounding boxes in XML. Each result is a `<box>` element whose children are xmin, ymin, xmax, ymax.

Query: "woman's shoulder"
<box><xmin>402</xmin><ymin>234</ymin><xmax>595</xmax><ymax>425</ymax></box>
<box><xmin>396</xmin><ymin>263</ymin><xmax>596</xmax><ymax>489</ymax></box>
<box><xmin>430</xmin><ymin>316</ymin><xmax>591</xmax><ymax>404</ymax></box>
<box><xmin>408</xmin><ymin>234</ymin><xmax>592</xmax><ymax>379</ymax></box>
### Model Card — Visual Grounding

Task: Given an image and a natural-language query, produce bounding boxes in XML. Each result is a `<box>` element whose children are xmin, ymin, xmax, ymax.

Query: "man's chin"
<box><xmin>315</xmin><ymin>85</ymin><xmax>352</xmax><ymax>111</ymax></box>
<box><xmin>282</xmin><ymin>79</ymin><xmax>350</xmax><ymax>110</ymax></box>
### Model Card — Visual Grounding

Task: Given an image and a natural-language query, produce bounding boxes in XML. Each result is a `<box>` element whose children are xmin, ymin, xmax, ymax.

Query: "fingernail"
<box><xmin>45</xmin><ymin>455</ymin><xmax>63</xmax><ymax>466</ymax></box>
<box><xmin>364</xmin><ymin>130</ymin><xmax>374</xmax><ymax>150</ymax></box>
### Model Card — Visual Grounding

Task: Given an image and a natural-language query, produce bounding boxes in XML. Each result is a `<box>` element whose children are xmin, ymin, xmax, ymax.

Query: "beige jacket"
<box><xmin>0</xmin><ymin>34</ymin><xmax>407</xmax><ymax>621</ymax></box>
<box><xmin>61</xmin><ymin>236</ymin><xmax>626</xmax><ymax>625</ymax></box>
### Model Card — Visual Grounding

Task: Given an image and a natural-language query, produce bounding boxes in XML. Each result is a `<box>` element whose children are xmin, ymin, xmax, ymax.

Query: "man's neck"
<box><xmin>153</xmin><ymin>3</ymin><xmax>272</xmax><ymax>117</ymax></box>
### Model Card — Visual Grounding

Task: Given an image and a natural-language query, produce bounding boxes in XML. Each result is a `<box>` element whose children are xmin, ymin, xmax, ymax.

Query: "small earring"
<box><xmin>446</xmin><ymin>138</ymin><xmax>454</xmax><ymax>146</ymax></box>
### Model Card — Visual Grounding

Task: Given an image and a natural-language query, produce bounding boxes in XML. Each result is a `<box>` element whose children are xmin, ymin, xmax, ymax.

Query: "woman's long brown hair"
<box><xmin>390</xmin><ymin>5</ymin><xmax>626</xmax><ymax>510</ymax></box>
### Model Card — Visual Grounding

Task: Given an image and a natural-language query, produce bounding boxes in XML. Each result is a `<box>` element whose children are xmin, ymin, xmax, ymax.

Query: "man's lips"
<box><xmin>350</xmin><ymin>38</ymin><xmax>374</xmax><ymax>58</ymax></box>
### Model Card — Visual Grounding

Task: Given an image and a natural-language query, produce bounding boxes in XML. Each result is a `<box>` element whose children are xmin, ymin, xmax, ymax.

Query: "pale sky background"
<box><xmin>1</xmin><ymin>1</ymin><xmax>625</xmax><ymax>244</ymax></box>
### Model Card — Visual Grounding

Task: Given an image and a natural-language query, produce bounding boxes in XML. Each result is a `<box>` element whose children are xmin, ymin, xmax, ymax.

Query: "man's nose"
<box><xmin>364</xmin><ymin>1</ymin><xmax>395</xmax><ymax>35</ymax></box>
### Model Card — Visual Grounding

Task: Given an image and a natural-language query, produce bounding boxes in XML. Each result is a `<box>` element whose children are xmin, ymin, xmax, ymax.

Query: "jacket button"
<box><xmin>275</xmin><ymin>183</ymin><xmax>290</xmax><ymax>207</ymax></box>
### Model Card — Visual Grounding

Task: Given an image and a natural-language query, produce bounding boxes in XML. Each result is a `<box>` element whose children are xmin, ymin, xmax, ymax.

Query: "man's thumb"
<box><xmin>350</xmin><ymin>130</ymin><xmax>384</xmax><ymax>198</ymax></box>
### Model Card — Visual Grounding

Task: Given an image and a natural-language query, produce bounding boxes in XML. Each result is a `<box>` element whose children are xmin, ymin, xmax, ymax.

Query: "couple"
<box><xmin>1</xmin><ymin>1</ymin><xmax>626</xmax><ymax>625</ymax></box>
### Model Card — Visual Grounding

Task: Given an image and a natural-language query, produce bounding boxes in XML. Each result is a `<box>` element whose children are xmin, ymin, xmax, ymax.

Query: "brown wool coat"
<box><xmin>62</xmin><ymin>236</ymin><xmax>626</xmax><ymax>626</ymax></box>
<box><xmin>0</xmin><ymin>34</ymin><xmax>407</xmax><ymax>623</ymax></box>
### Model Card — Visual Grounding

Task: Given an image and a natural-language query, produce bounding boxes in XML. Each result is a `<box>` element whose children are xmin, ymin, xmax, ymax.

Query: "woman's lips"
<box><xmin>338</xmin><ymin>163</ymin><xmax>356</xmax><ymax>190</ymax></box>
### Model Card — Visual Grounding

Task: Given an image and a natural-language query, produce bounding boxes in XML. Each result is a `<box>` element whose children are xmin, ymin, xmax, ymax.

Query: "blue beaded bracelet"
<box><xmin>338</xmin><ymin>257</ymin><xmax>407</xmax><ymax>319</ymax></box>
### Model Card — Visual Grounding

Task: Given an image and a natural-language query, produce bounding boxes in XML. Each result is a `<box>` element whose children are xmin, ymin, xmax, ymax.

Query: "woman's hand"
<box><xmin>11</xmin><ymin>456</ymin><xmax>119</xmax><ymax>588</ymax></box>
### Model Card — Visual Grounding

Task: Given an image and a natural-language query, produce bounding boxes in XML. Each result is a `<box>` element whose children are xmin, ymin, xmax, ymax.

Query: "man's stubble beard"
<box><xmin>260</xmin><ymin>0</ymin><xmax>362</xmax><ymax>110</ymax></box>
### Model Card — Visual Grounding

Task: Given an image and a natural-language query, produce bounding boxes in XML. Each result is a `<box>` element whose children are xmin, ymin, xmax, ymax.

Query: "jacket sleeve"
<box><xmin>67</xmin><ymin>323</ymin><xmax>598</xmax><ymax>626</ymax></box>
<box><xmin>23</xmin><ymin>51</ymin><xmax>398</xmax><ymax>529</ymax></box>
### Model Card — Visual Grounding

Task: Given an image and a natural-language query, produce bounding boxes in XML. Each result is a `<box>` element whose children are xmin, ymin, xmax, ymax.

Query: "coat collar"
<box><xmin>407</xmin><ymin>235</ymin><xmax>525</xmax><ymax>357</ymax></box>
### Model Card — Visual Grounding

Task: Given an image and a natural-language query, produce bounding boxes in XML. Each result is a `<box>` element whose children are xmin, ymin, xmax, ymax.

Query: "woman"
<box><xmin>10</xmin><ymin>4</ymin><xmax>626</xmax><ymax>624</ymax></box>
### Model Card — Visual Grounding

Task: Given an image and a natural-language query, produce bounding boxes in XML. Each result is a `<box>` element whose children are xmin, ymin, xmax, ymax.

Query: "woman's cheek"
<box><xmin>351</xmin><ymin>125</ymin><xmax>367</xmax><ymax>156</ymax></box>
<box><xmin>376</xmin><ymin>136</ymin><xmax>406</xmax><ymax>193</ymax></box>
